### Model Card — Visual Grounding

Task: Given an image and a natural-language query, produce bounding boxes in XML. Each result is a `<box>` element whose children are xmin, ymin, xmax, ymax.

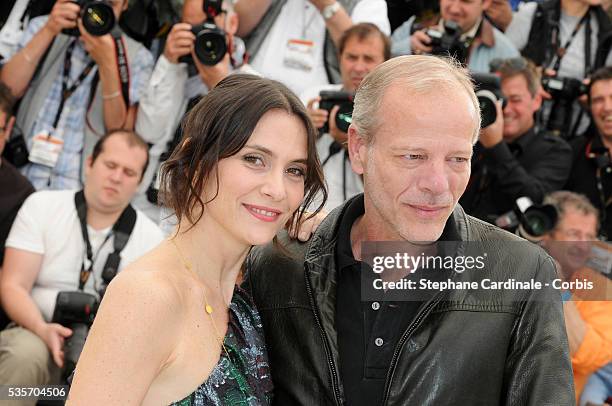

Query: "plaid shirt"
<box><xmin>13</xmin><ymin>16</ymin><xmax>153</xmax><ymax>190</ymax></box>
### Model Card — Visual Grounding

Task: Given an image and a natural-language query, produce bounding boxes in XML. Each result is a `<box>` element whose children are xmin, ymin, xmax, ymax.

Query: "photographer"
<box><xmin>0</xmin><ymin>130</ymin><xmax>163</xmax><ymax>402</ymax></box>
<box><xmin>235</xmin><ymin>0</ymin><xmax>390</xmax><ymax>95</ymax></box>
<box><xmin>566</xmin><ymin>65</ymin><xmax>612</xmax><ymax>240</ymax></box>
<box><xmin>134</xmin><ymin>0</ymin><xmax>256</xmax><ymax>223</ymax></box>
<box><xmin>460</xmin><ymin>57</ymin><xmax>573</xmax><ymax>223</ymax></box>
<box><xmin>390</xmin><ymin>0</ymin><xmax>518</xmax><ymax>72</ymax></box>
<box><xmin>505</xmin><ymin>0</ymin><xmax>612</xmax><ymax>138</ymax></box>
<box><xmin>540</xmin><ymin>191</ymin><xmax>612</xmax><ymax>403</ymax></box>
<box><xmin>300</xmin><ymin>23</ymin><xmax>389</xmax><ymax>211</ymax></box>
<box><xmin>0</xmin><ymin>0</ymin><xmax>153</xmax><ymax>191</ymax></box>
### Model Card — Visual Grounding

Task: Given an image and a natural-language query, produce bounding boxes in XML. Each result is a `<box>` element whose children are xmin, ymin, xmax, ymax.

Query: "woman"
<box><xmin>67</xmin><ymin>74</ymin><xmax>326</xmax><ymax>405</ymax></box>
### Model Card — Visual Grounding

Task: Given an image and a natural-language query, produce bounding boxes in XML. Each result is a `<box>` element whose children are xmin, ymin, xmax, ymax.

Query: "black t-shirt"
<box><xmin>0</xmin><ymin>160</ymin><xmax>34</xmax><ymax>265</ymax></box>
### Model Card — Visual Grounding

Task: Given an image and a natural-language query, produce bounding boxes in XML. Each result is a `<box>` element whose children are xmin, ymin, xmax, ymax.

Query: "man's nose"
<box><xmin>417</xmin><ymin>159</ymin><xmax>450</xmax><ymax>195</ymax></box>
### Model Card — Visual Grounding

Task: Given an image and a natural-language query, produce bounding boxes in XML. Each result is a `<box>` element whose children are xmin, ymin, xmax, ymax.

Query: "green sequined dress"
<box><xmin>170</xmin><ymin>287</ymin><xmax>273</xmax><ymax>406</ymax></box>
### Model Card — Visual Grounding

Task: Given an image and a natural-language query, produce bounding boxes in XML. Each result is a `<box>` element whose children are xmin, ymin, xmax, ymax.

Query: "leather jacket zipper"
<box><xmin>304</xmin><ymin>268</ymin><xmax>343</xmax><ymax>406</ymax></box>
<box><xmin>381</xmin><ymin>294</ymin><xmax>444</xmax><ymax>406</ymax></box>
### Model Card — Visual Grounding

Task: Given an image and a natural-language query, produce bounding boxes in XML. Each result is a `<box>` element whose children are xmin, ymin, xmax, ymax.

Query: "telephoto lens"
<box><xmin>63</xmin><ymin>0</ymin><xmax>115</xmax><ymax>37</ymax></box>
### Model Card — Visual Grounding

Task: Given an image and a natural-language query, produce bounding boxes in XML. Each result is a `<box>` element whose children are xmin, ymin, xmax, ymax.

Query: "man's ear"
<box><xmin>85</xmin><ymin>156</ymin><xmax>93</xmax><ymax>178</ymax></box>
<box><xmin>347</xmin><ymin>124</ymin><xmax>367</xmax><ymax>175</ymax></box>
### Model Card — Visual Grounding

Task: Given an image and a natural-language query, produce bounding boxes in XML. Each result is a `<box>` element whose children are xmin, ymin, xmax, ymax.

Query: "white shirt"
<box><xmin>300</xmin><ymin>84</ymin><xmax>364</xmax><ymax>211</ymax></box>
<box><xmin>250</xmin><ymin>0</ymin><xmax>390</xmax><ymax>96</ymax></box>
<box><xmin>5</xmin><ymin>190</ymin><xmax>165</xmax><ymax>321</ymax></box>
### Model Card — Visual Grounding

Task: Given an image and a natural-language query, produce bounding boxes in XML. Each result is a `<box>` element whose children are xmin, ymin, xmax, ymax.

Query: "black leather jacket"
<box><xmin>245</xmin><ymin>197</ymin><xmax>575</xmax><ymax>405</ymax></box>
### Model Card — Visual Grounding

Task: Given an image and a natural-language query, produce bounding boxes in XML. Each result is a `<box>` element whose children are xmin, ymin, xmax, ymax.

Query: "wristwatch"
<box><xmin>322</xmin><ymin>2</ymin><xmax>341</xmax><ymax>20</ymax></box>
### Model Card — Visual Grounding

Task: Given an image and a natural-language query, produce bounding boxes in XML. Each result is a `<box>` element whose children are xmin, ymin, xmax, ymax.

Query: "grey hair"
<box><xmin>351</xmin><ymin>55</ymin><xmax>481</xmax><ymax>144</ymax></box>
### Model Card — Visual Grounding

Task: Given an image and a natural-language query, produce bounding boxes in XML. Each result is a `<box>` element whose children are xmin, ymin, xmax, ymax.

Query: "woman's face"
<box><xmin>202</xmin><ymin>109</ymin><xmax>309</xmax><ymax>246</ymax></box>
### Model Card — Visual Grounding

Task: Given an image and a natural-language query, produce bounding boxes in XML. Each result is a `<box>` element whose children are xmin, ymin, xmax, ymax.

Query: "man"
<box><xmin>0</xmin><ymin>130</ymin><xmax>163</xmax><ymax>404</ymax></box>
<box><xmin>0</xmin><ymin>0</ymin><xmax>153</xmax><ymax>190</ymax></box>
<box><xmin>565</xmin><ymin>65</ymin><xmax>612</xmax><ymax>240</ymax></box>
<box><xmin>390</xmin><ymin>0</ymin><xmax>519</xmax><ymax>72</ymax></box>
<box><xmin>234</xmin><ymin>0</ymin><xmax>390</xmax><ymax>95</ymax></box>
<box><xmin>301</xmin><ymin>23</ymin><xmax>389</xmax><ymax>211</ymax></box>
<box><xmin>0</xmin><ymin>81</ymin><xmax>33</xmax><ymax>267</ymax></box>
<box><xmin>135</xmin><ymin>0</ymin><xmax>255</xmax><ymax>223</ymax></box>
<box><xmin>245</xmin><ymin>55</ymin><xmax>574</xmax><ymax>405</ymax></box>
<box><xmin>505</xmin><ymin>0</ymin><xmax>612</xmax><ymax>137</ymax></box>
<box><xmin>460</xmin><ymin>57</ymin><xmax>573</xmax><ymax>224</ymax></box>
<box><xmin>541</xmin><ymin>191</ymin><xmax>612</xmax><ymax>403</ymax></box>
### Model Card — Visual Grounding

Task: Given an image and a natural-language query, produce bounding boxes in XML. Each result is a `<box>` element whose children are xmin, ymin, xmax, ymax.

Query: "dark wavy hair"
<box><xmin>160</xmin><ymin>74</ymin><xmax>327</xmax><ymax>235</ymax></box>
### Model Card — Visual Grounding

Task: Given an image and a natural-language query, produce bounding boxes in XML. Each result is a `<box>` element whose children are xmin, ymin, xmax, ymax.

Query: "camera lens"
<box><xmin>82</xmin><ymin>1</ymin><xmax>115</xmax><ymax>36</ymax></box>
<box><xmin>476</xmin><ymin>89</ymin><xmax>497</xmax><ymax>128</ymax></box>
<box><xmin>194</xmin><ymin>28</ymin><xmax>227</xmax><ymax>66</ymax></box>
<box><xmin>523</xmin><ymin>206</ymin><xmax>557</xmax><ymax>237</ymax></box>
<box><xmin>335</xmin><ymin>102</ymin><xmax>354</xmax><ymax>133</ymax></box>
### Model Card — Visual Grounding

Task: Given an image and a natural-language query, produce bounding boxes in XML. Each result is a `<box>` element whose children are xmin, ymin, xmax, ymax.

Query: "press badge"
<box><xmin>29</xmin><ymin>131</ymin><xmax>64</xmax><ymax>168</ymax></box>
<box><xmin>283</xmin><ymin>39</ymin><xmax>315</xmax><ymax>72</ymax></box>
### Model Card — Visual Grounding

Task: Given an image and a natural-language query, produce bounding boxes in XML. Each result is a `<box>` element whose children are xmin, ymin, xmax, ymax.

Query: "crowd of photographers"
<box><xmin>0</xmin><ymin>0</ymin><xmax>610</xmax><ymax>404</ymax></box>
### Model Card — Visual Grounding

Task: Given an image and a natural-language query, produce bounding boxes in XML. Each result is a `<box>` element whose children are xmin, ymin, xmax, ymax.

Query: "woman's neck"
<box><xmin>561</xmin><ymin>0</ymin><xmax>590</xmax><ymax>17</ymax></box>
<box><xmin>172</xmin><ymin>218</ymin><xmax>250</xmax><ymax>305</ymax></box>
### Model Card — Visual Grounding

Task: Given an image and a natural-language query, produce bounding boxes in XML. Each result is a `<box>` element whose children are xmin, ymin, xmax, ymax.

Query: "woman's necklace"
<box><xmin>171</xmin><ymin>239</ymin><xmax>233</xmax><ymax>360</ymax></box>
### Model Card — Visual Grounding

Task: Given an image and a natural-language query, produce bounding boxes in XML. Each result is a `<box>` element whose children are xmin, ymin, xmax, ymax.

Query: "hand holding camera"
<box><xmin>410</xmin><ymin>30</ymin><xmax>433</xmax><ymax>55</ymax></box>
<box><xmin>192</xmin><ymin>34</ymin><xmax>232</xmax><ymax>89</ymax></box>
<box><xmin>164</xmin><ymin>23</ymin><xmax>196</xmax><ymax>64</ymax></box>
<box><xmin>306</xmin><ymin>97</ymin><xmax>330</xmax><ymax>130</ymax></box>
<box><xmin>77</xmin><ymin>18</ymin><xmax>115</xmax><ymax>67</ymax></box>
<box><xmin>35</xmin><ymin>322</ymin><xmax>73</xmax><ymax>368</ymax></box>
<box><xmin>45</xmin><ymin>0</ymin><xmax>81</xmax><ymax>36</ymax></box>
<box><xmin>478</xmin><ymin>100</ymin><xmax>504</xmax><ymax>148</ymax></box>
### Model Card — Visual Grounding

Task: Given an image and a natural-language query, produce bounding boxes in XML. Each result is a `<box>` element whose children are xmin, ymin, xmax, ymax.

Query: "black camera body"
<box><xmin>541</xmin><ymin>75</ymin><xmax>588</xmax><ymax>138</ymax></box>
<box><xmin>425</xmin><ymin>20</ymin><xmax>469</xmax><ymax>63</ymax></box>
<box><xmin>472</xmin><ymin>72</ymin><xmax>506</xmax><ymax>128</ymax></box>
<box><xmin>542</xmin><ymin>75</ymin><xmax>588</xmax><ymax>101</ymax></box>
<box><xmin>179</xmin><ymin>0</ymin><xmax>227</xmax><ymax>66</ymax></box>
<box><xmin>318</xmin><ymin>90</ymin><xmax>355</xmax><ymax>134</ymax></box>
<box><xmin>52</xmin><ymin>291</ymin><xmax>99</xmax><ymax>382</ymax></box>
<box><xmin>63</xmin><ymin>0</ymin><xmax>116</xmax><ymax>37</ymax></box>
<box><xmin>2</xmin><ymin>125</ymin><xmax>28</xmax><ymax>168</ymax></box>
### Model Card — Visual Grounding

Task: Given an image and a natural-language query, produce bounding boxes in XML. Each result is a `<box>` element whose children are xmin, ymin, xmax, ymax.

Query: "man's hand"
<box><xmin>78</xmin><ymin>19</ymin><xmax>115</xmax><ymax>68</ymax></box>
<box><xmin>328</xmin><ymin>104</ymin><xmax>348</xmax><ymax>146</ymax></box>
<box><xmin>410</xmin><ymin>30</ymin><xmax>433</xmax><ymax>55</ymax></box>
<box><xmin>163</xmin><ymin>23</ymin><xmax>195</xmax><ymax>64</ymax></box>
<box><xmin>306</xmin><ymin>97</ymin><xmax>329</xmax><ymax>130</ymax></box>
<box><xmin>479</xmin><ymin>100</ymin><xmax>504</xmax><ymax>148</ymax></box>
<box><xmin>36</xmin><ymin>322</ymin><xmax>73</xmax><ymax>368</ymax></box>
<box><xmin>288</xmin><ymin>210</ymin><xmax>328</xmax><ymax>241</ymax></box>
<box><xmin>309</xmin><ymin>0</ymin><xmax>335</xmax><ymax>12</ymax></box>
<box><xmin>192</xmin><ymin>35</ymin><xmax>232</xmax><ymax>89</ymax></box>
<box><xmin>44</xmin><ymin>0</ymin><xmax>80</xmax><ymax>36</ymax></box>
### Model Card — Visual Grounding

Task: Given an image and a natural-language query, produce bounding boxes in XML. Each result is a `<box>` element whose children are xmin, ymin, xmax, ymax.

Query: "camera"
<box><xmin>425</xmin><ymin>20</ymin><xmax>469</xmax><ymax>64</ymax></box>
<box><xmin>179</xmin><ymin>0</ymin><xmax>227</xmax><ymax>66</ymax></box>
<box><xmin>51</xmin><ymin>291</ymin><xmax>99</xmax><ymax>382</ymax></box>
<box><xmin>318</xmin><ymin>90</ymin><xmax>355</xmax><ymax>134</ymax></box>
<box><xmin>2</xmin><ymin>125</ymin><xmax>28</xmax><ymax>168</ymax></box>
<box><xmin>63</xmin><ymin>0</ymin><xmax>116</xmax><ymax>37</ymax></box>
<box><xmin>472</xmin><ymin>72</ymin><xmax>506</xmax><ymax>128</ymax></box>
<box><xmin>495</xmin><ymin>197</ymin><xmax>558</xmax><ymax>241</ymax></box>
<box><xmin>541</xmin><ymin>75</ymin><xmax>588</xmax><ymax>138</ymax></box>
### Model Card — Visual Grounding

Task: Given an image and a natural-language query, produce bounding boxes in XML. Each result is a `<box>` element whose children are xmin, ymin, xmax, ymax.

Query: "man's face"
<box><xmin>590</xmin><ymin>79</ymin><xmax>612</xmax><ymax>142</ymax></box>
<box><xmin>84</xmin><ymin>134</ymin><xmax>147</xmax><ymax>214</ymax></box>
<box><xmin>546</xmin><ymin>208</ymin><xmax>598</xmax><ymax>275</ymax></box>
<box><xmin>440</xmin><ymin>0</ymin><xmax>491</xmax><ymax>33</ymax></box>
<box><xmin>340</xmin><ymin>35</ymin><xmax>386</xmax><ymax>92</ymax></box>
<box><xmin>501</xmin><ymin>74</ymin><xmax>542</xmax><ymax>143</ymax></box>
<box><xmin>348</xmin><ymin>84</ymin><xmax>476</xmax><ymax>242</ymax></box>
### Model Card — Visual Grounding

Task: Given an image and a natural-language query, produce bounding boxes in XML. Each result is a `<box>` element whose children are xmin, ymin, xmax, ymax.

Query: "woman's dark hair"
<box><xmin>160</xmin><ymin>74</ymin><xmax>327</xmax><ymax>235</ymax></box>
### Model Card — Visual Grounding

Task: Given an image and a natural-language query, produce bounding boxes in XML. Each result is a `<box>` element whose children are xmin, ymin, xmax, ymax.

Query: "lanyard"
<box><xmin>551</xmin><ymin>11</ymin><xmax>591</xmax><ymax>73</ymax></box>
<box><xmin>52</xmin><ymin>39</ymin><xmax>96</xmax><ymax>131</ymax></box>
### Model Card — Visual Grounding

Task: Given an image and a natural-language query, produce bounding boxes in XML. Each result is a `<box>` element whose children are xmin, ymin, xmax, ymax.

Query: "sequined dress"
<box><xmin>170</xmin><ymin>287</ymin><xmax>274</xmax><ymax>405</ymax></box>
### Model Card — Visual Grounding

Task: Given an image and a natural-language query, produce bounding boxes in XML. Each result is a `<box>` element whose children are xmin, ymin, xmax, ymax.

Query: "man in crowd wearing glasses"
<box><xmin>460</xmin><ymin>57</ymin><xmax>573</xmax><ymax>225</ymax></box>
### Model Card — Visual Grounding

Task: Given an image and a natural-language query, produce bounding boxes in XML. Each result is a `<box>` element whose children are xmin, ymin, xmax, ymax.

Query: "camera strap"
<box><xmin>74</xmin><ymin>190</ymin><xmax>137</xmax><ymax>291</ymax></box>
<box><xmin>52</xmin><ymin>39</ymin><xmax>96</xmax><ymax>131</ymax></box>
<box><xmin>551</xmin><ymin>11</ymin><xmax>591</xmax><ymax>73</ymax></box>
